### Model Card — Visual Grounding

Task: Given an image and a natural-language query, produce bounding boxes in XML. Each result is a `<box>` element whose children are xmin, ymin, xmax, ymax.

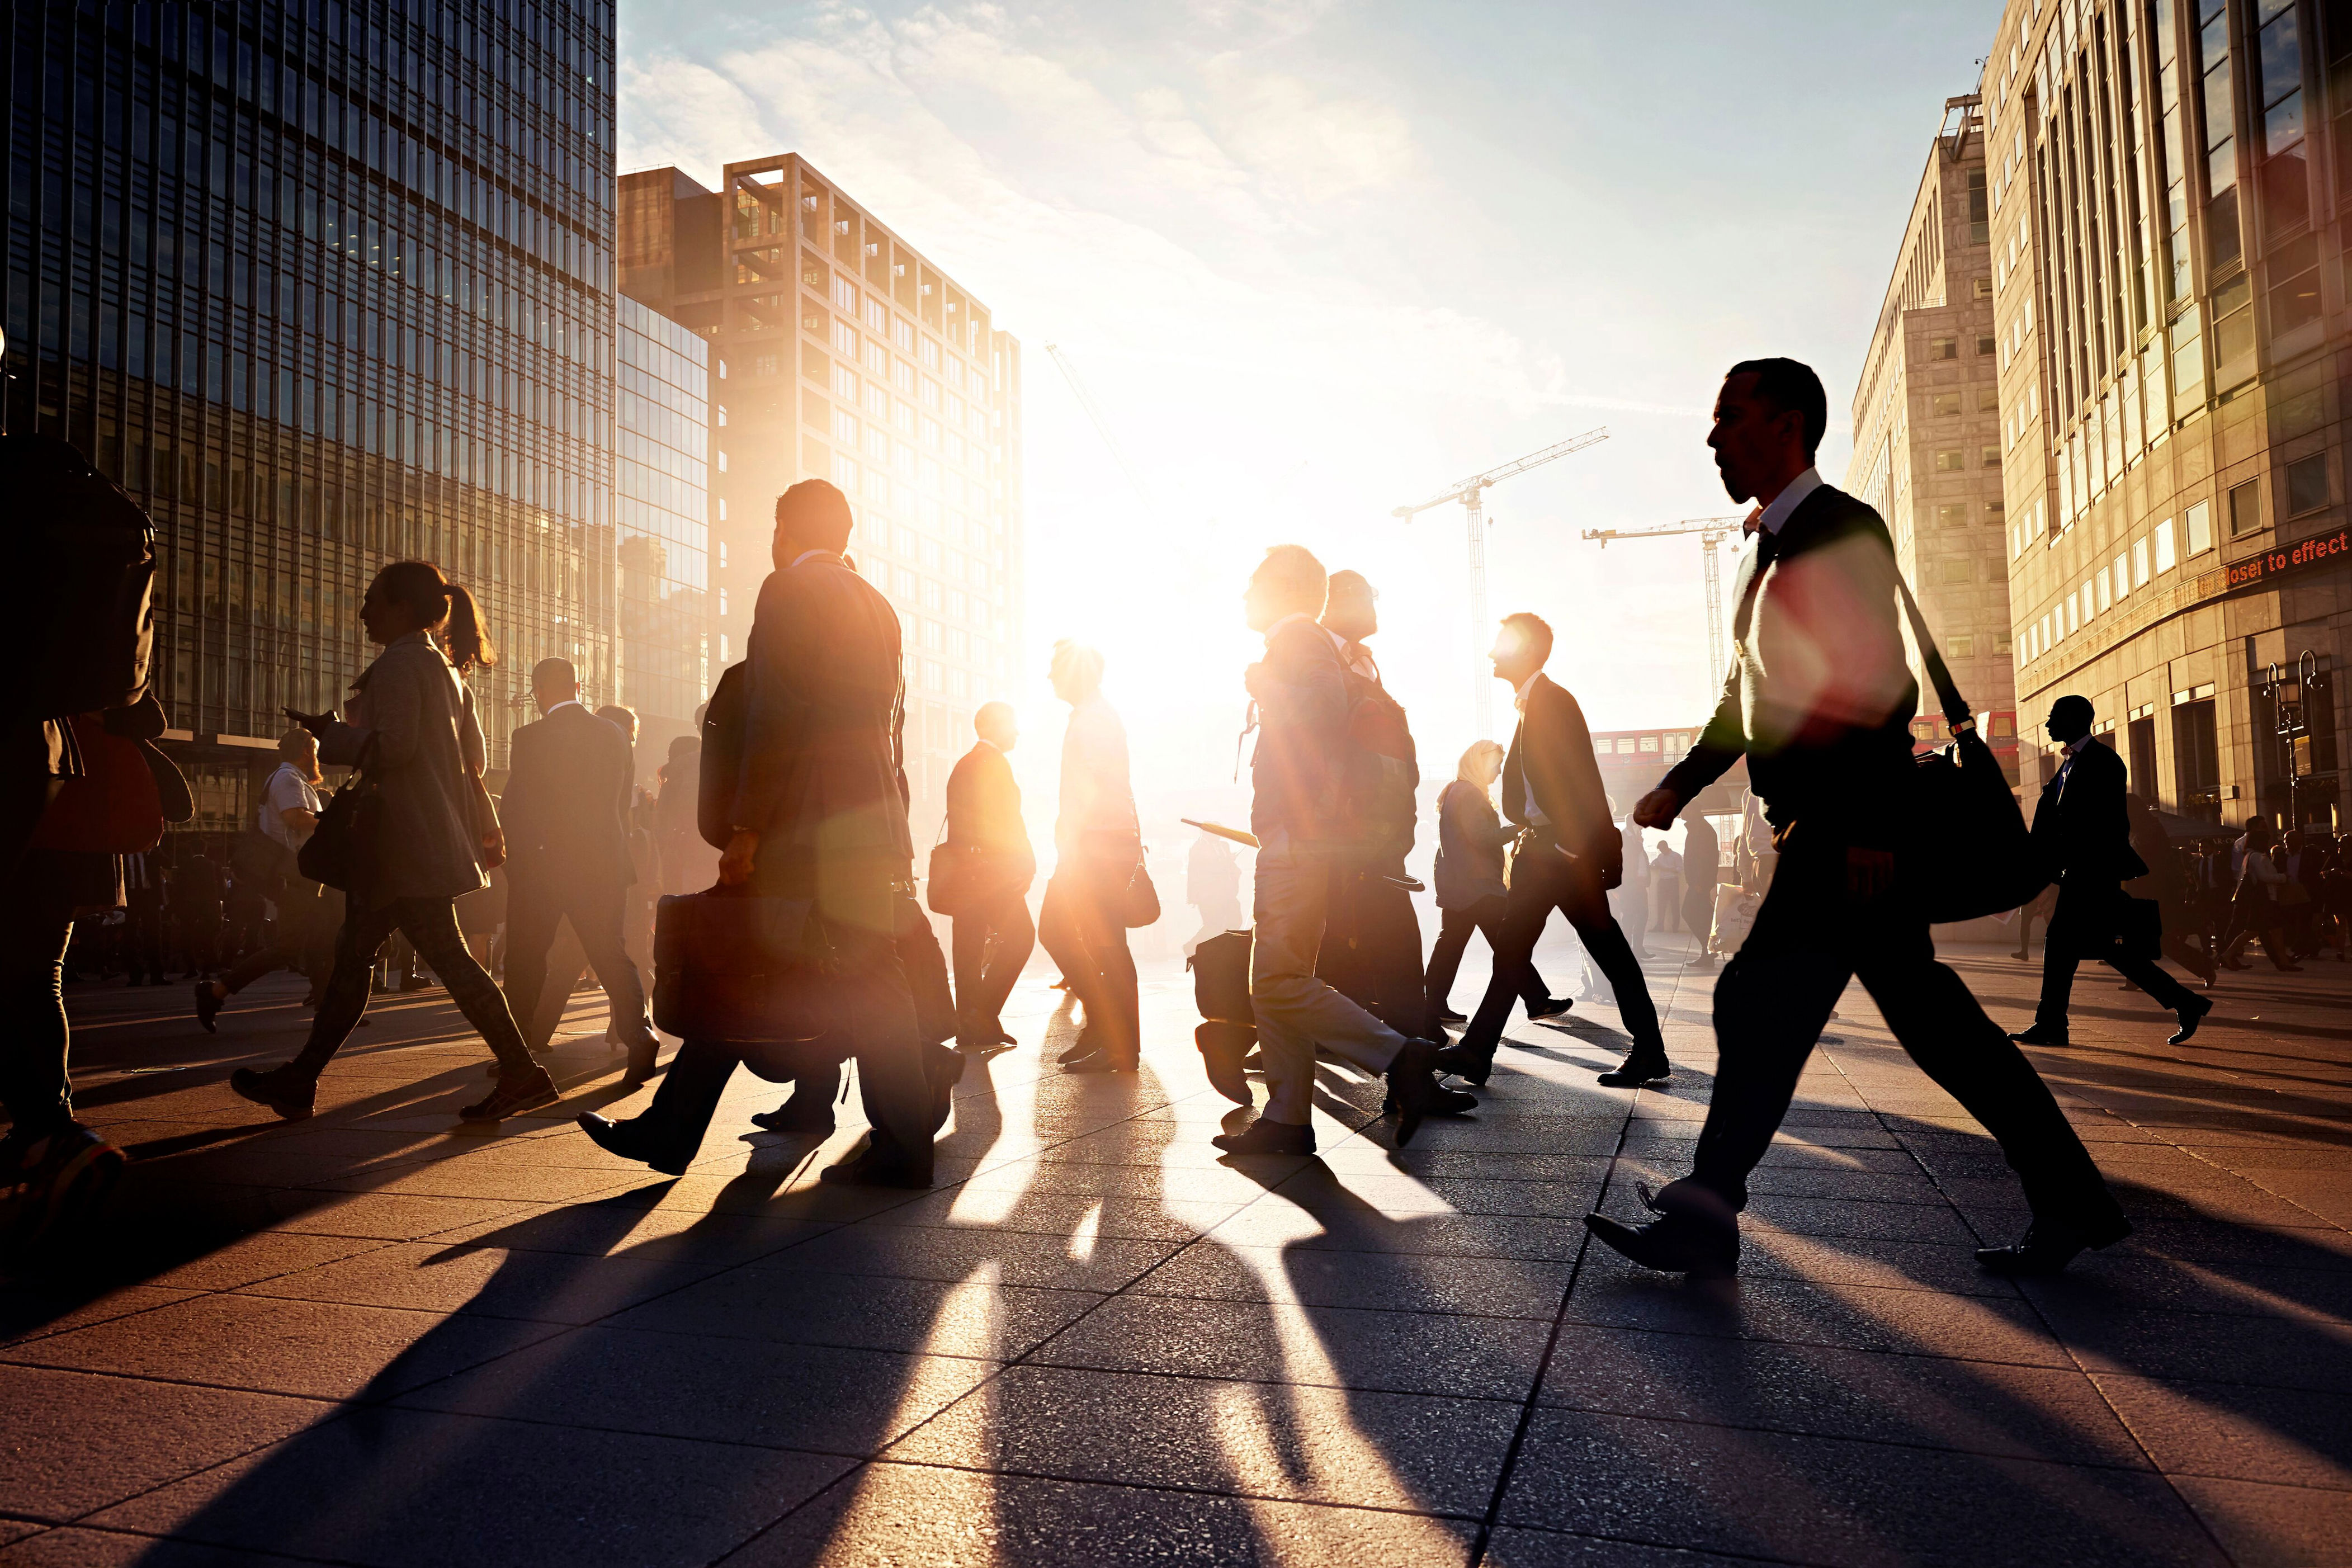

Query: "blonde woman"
<box><xmin>1424</xmin><ymin>739</ymin><xmax>1567</xmax><ymax>1032</ymax></box>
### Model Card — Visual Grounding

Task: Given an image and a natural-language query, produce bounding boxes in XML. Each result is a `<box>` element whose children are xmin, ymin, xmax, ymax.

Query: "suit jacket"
<box><xmin>1659</xmin><ymin>483</ymin><xmax>1919</xmax><ymax>848</ymax></box>
<box><xmin>500</xmin><ymin>703</ymin><xmax>637</xmax><ymax>891</ymax></box>
<box><xmin>946</xmin><ymin>741</ymin><xmax>1032</xmax><ymax>861</ymax></box>
<box><xmin>2030</xmin><ymin>739</ymin><xmax>2148</xmax><ymax>885</ymax></box>
<box><xmin>1250</xmin><ymin>617</ymin><xmax>1348</xmax><ymax>842</ymax></box>
<box><xmin>1501</xmin><ymin>672</ymin><xmax>1619</xmax><ymax>879</ymax></box>
<box><xmin>725</xmin><ymin>553</ymin><xmax>912</xmax><ymax>894</ymax></box>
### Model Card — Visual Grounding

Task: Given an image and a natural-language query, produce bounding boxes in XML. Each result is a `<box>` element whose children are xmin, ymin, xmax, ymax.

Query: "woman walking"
<box><xmin>1422</xmin><ymin>740</ymin><xmax>1565</xmax><ymax>1032</ymax></box>
<box><xmin>230</xmin><ymin>561</ymin><xmax>556</xmax><ymax>1122</ymax></box>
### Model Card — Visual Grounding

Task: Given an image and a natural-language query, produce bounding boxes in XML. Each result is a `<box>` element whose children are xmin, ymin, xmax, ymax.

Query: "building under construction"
<box><xmin>617</xmin><ymin>155</ymin><xmax>1024</xmax><ymax>819</ymax></box>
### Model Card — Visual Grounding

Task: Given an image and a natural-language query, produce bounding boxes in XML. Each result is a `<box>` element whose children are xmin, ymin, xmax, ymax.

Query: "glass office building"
<box><xmin>615</xmin><ymin>293</ymin><xmax>710</xmax><ymax>758</ymax></box>
<box><xmin>2</xmin><ymin>1</ymin><xmax>618</xmax><ymax>826</ymax></box>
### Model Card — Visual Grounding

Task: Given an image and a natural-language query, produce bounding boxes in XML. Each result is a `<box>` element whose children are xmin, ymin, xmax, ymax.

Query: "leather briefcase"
<box><xmin>651</xmin><ymin>889</ymin><xmax>836</xmax><ymax>1043</ymax></box>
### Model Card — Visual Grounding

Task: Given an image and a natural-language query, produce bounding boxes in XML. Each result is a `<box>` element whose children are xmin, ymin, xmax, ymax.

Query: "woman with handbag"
<box><xmin>230</xmin><ymin>560</ymin><xmax>556</xmax><ymax>1123</ymax></box>
<box><xmin>2219</xmin><ymin>820</ymin><xmax>2302</xmax><ymax>973</ymax></box>
<box><xmin>1038</xmin><ymin>640</ymin><xmax>1143</xmax><ymax>1074</ymax></box>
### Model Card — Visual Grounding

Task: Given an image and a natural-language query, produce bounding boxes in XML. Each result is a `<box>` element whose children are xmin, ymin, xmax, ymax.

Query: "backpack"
<box><xmin>1</xmin><ymin>436</ymin><xmax>156</xmax><ymax>724</ymax></box>
<box><xmin>1334</xmin><ymin>651</ymin><xmax>1419</xmax><ymax>859</ymax></box>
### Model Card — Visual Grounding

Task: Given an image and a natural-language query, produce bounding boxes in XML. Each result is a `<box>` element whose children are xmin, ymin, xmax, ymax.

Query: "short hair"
<box><xmin>596</xmin><ymin>703</ymin><xmax>637</xmax><ymax>739</ymax></box>
<box><xmin>1726</xmin><ymin>357</ymin><xmax>1829</xmax><ymax>459</ymax></box>
<box><xmin>974</xmin><ymin>700</ymin><xmax>1015</xmax><ymax>736</ymax></box>
<box><xmin>667</xmin><ymin>734</ymin><xmax>700</xmax><ymax>762</ymax></box>
<box><xmin>1499</xmin><ymin>611</ymin><xmax>1553</xmax><ymax>666</ymax></box>
<box><xmin>277</xmin><ymin>728</ymin><xmax>317</xmax><ymax>760</ymax></box>
<box><xmin>532</xmin><ymin>657</ymin><xmax>578</xmax><ymax>688</ymax></box>
<box><xmin>775</xmin><ymin>478</ymin><xmax>855</xmax><ymax>552</ymax></box>
<box><xmin>1050</xmin><ymin>639</ymin><xmax>1104</xmax><ymax>691</ymax></box>
<box><xmin>2049</xmin><ymin>695</ymin><xmax>2094</xmax><ymax>731</ymax></box>
<box><xmin>1253</xmin><ymin>544</ymin><xmax>1328</xmax><ymax>617</ymax></box>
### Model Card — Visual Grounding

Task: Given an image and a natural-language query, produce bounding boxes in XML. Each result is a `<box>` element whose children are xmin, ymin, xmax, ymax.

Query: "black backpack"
<box><xmin>0</xmin><ymin>436</ymin><xmax>156</xmax><ymax>724</ymax></box>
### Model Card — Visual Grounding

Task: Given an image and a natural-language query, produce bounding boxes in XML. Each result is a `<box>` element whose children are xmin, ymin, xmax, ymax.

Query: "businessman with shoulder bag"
<box><xmin>1588</xmin><ymin>358</ymin><xmax>2128</xmax><ymax>1282</ymax></box>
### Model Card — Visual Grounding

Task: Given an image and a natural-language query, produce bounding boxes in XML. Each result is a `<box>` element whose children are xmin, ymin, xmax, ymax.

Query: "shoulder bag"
<box><xmin>1895</xmin><ymin>574</ymin><xmax>2044</xmax><ymax>923</ymax></box>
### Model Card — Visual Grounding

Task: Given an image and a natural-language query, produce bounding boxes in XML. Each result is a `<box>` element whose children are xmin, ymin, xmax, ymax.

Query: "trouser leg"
<box><xmin>0</xmin><ymin>900</ymin><xmax>76</xmax><ymax>1136</ymax></box>
<box><xmin>951</xmin><ymin>910</ymin><xmax>989</xmax><ymax>1038</ymax></box>
<box><xmin>1685</xmin><ymin>883</ymin><xmax>1715</xmax><ymax>950</ymax></box>
<box><xmin>1037</xmin><ymin>875</ymin><xmax>1086</xmax><ymax>998</ymax></box>
<box><xmin>499</xmin><ymin>880</ymin><xmax>561</xmax><ymax>1052</ymax></box>
<box><xmin>630</xmin><ymin>1038</ymin><xmax>742</xmax><ymax>1166</ymax></box>
<box><xmin>1686</xmin><ymin>945</ymin><xmax>1850</xmax><ymax>1210</ymax></box>
<box><xmin>1422</xmin><ymin>908</ymin><xmax>1476</xmax><ymax>1014</ymax></box>
<box><xmin>1859</xmin><ymin>943</ymin><xmax>2123</xmax><ymax>1237</ymax></box>
<box><xmin>567</xmin><ymin>884</ymin><xmax>656</xmax><ymax>1050</ymax></box>
<box><xmin>2034</xmin><ymin>949</ymin><xmax>2080</xmax><ymax>1031</ymax></box>
<box><xmin>1250</xmin><ymin>843</ymin><xmax>1406</xmax><ymax>1125</ymax></box>
<box><xmin>218</xmin><ymin>938</ymin><xmax>294</xmax><ymax>996</ymax></box>
<box><xmin>1081</xmin><ymin>887</ymin><xmax>1140</xmax><ymax>1062</ymax></box>
<box><xmin>1458</xmin><ymin>873</ymin><xmax>1555</xmax><ymax>1060</ymax></box>
<box><xmin>837</xmin><ymin>928</ymin><xmax>932</xmax><ymax>1172</ymax></box>
<box><xmin>2109</xmin><ymin>950</ymin><xmax>2195</xmax><ymax>1011</ymax></box>
<box><xmin>290</xmin><ymin>900</ymin><xmax>404</xmax><ymax>1078</ymax></box>
<box><xmin>1572</xmin><ymin>908</ymin><xmax>1666</xmax><ymax>1052</ymax></box>
<box><xmin>1474</xmin><ymin>896</ymin><xmax>1552</xmax><ymax>1007</ymax></box>
<box><xmin>962</xmin><ymin>894</ymin><xmax>1033</xmax><ymax>1035</ymax></box>
<box><xmin>397</xmin><ymin>899</ymin><xmax>538</xmax><ymax>1075</ymax></box>
<box><xmin>894</xmin><ymin>895</ymin><xmax>958</xmax><ymax>1047</ymax></box>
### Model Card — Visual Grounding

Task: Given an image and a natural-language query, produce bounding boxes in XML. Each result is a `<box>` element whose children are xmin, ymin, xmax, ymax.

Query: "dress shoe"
<box><xmin>1526</xmin><ymin>995</ymin><xmax>1574</xmax><ymax>1022</ymax></box>
<box><xmin>1196</xmin><ymin>1020</ymin><xmax>1255</xmax><ymax>1106</ymax></box>
<box><xmin>1432</xmin><ymin>1007</ymin><xmax>1468</xmax><ymax>1025</ymax></box>
<box><xmin>1</xmin><ymin>1123</ymin><xmax>127</xmax><ymax>1246</ymax></box>
<box><xmin>576</xmin><ymin>1111</ymin><xmax>694</xmax><ymax>1176</ymax></box>
<box><xmin>819</xmin><ymin>1150</ymin><xmax>933</xmax><ymax>1188</ymax></box>
<box><xmin>1597</xmin><ymin>1049</ymin><xmax>1671</xmax><ymax>1087</ymax></box>
<box><xmin>622</xmin><ymin>1040</ymin><xmax>664</xmax><ymax>1087</ymax></box>
<box><xmin>1062</xmin><ymin>1051</ymin><xmax>1137</xmax><ymax>1075</ymax></box>
<box><xmin>1056</xmin><ymin>1035</ymin><xmax>1099</xmax><ymax>1065</ymax></box>
<box><xmin>1211</xmin><ymin>1117</ymin><xmax>1315</xmax><ymax>1156</ymax></box>
<box><xmin>995</xmin><ymin>1029</ymin><xmax>1018</xmax><ymax>1046</ymax></box>
<box><xmin>193</xmin><ymin>981</ymin><xmax>223</xmax><ymax>1033</ymax></box>
<box><xmin>749</xmin><ymin>1089</ymin><xmax>837</xmax><ymax>1137</ymax></box>
<box><xmin>2006</xmin><ymin>1023</ymin><xmax>2070</xmax><ymax>1047</ymax></box>
<box><xmin>1585</xmin><ymin>1183</ymin><xmax>1739</xmax><ymax>1277</ymax></box>
<box><xmin>459</xmin><ymin>1068</ymin><xmax>560</xmax><ymax>1122</ymax></box>
<box><xmin>229</xmin><ymin>1065</ymin><xmax>316</xmax><ymax>1121</ymax></box>
<box><xmin>2169</xmin><ymin>994</ymin><xmax>2213</xmax><ymax>1045</ymax></box>
<box><xmin>1386</xmin><ymin>1038</ymin><xmax>1475</xmax><ymax>1147</ymax></box>
<box><xmin>1432</xmin><ymin>1042</ymin><xmax>1492</xmax><ymax>1087</ymax></box>
<box><xmin>1975</xmin><ymin>1216</ymin><xmax>2131</xmax><ymax>1276</ymax></box>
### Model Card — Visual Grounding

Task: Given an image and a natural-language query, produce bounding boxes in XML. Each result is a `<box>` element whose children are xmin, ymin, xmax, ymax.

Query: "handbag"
<box><xmin>925</xmin><ymin>820</ymin><xmax>977</xmax><ymax>917</ymax></box>
<box><xmin>29</xmin><ymin>712</ymin><xmax>165</xmax><ymax>854</ymax></box>
<box><xmin>299</xmin><ymin>739</ymin><xmax>383</xmax><ymax>894</ymax></box>
<box><xmin>1893</xmin><ymin>573</ymin><xmax>2043</xmax><ymax>922</ymax></box>
<box><xmin>1121</xmin><ymin>854</ymin><xmax>1161</xmax><ymax>928</ymax></box>
<box><xmin>652</xmin><ymin>888</ymin><xmax>837</xmax><ymax>1042</ymax></box>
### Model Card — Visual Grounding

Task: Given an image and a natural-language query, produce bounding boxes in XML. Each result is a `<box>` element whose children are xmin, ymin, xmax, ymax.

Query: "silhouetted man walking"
<box><xmin>2009</xmin><ymin>695</ymin><xmax>2212</xmax><ymax>1049</ymax></box>
<box><xmin>1594</xmin><ymin>357</ymin><xmax>2128</xmax><ymax>1279</ymax></box>
<box><xmin>944</xmin><ymin>701</ymin><xmax>1037</xmax><ymax>1054</ymax></box>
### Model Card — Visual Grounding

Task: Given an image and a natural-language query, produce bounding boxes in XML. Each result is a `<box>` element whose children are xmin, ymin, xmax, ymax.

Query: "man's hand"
<box><xmin>1631</xmin><ymin>788</ymin><xmax>1682</xmax><ymax>830</ymax></box>
<box><xmin>719</xmin><ymin>830</ymin><xmax>760</xmax><ymax>886</ymax></box>
<box><xmin>1243</xmin><ymin>661</ymin><xmax>1272</xmax><ymax>701</ymax></box>
<box><xmin>1846</xmin><ymin>846</ymin><xmax>1896</xmax><ymax>901</ymax></box>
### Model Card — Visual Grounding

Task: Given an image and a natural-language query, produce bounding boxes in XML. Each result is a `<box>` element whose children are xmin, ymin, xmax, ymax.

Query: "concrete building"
<box><xmin>2</xmin><ymin>2</ymin><xmax>621</xmax><ymax>835</ymax></box>
<box><xmin>613</xmin><ymin>295</ymin><xmax>712</xmax><ymax>766</ymax></box>
<box><xmin>616</xmin><ymin>154</ymin><xmax>1023</xmax><ymax>822</ymax></box>
<box><xmin>1984</xmin><ymin>0</ymin><xmax>2346</xmax><ymax>828</ymax></box>
<box><xmin>1848</xmin><ymin>97</ymin><xmax>2025</xmax><ymax>782</ymax></box>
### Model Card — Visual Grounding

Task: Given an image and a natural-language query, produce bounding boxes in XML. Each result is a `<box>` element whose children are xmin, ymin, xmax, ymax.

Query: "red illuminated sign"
<box><xmin>2225</xmin><ymin>525</ymin><xmax>2352</xmax><ymax>592</ymax></box>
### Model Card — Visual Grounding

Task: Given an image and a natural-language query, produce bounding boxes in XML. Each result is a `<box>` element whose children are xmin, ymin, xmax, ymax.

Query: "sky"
<box><xmin>615</xmin><ymin>0</ymin><xmax>2004</xmax><ymax>842</ymax></box>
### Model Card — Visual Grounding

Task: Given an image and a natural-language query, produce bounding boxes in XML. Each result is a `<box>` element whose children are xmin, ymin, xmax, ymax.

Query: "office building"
<box><xmin>2</xmin><ymin>2</ymin><xmax>618</xmax><ymax>829</ymax></box>
<box><xmin>617</xmin><ymin>154</ymin><xmax>1023</xmax><ymax>818</ymax></box>
<box><xmin>1848</xmin><ymin>97</ymin><xmax>2025</xmax><ymax>782</ymax></box>
<box><xmin>614</xmin><ymin>294</ymin><xmax>711</xmax><ymax>763</ymax></box>
<box><xmin>1984</xmin><ymin>0</ymin><xmax>2346</xmax><ymax>826</ymax></box>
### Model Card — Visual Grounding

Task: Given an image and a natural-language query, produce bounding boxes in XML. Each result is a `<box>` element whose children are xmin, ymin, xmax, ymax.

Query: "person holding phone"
<box><xmin>228</xmin><ymin>560</ymin><xmax>555</xmax><ymax>1123</ymax></box>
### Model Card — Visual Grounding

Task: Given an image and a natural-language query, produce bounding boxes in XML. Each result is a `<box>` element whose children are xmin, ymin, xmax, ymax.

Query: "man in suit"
<box><xmin>577</xmin><ymin>480</ymin><xmax>942</xmax><ymax>1187</ymax></box>
<box><xmin>498</xmin><ymin>658</ymin><xmax>660</xmax><ymax>1083</ymax></box>
<box><xmin>943</xmin><ymin>701</ymin><xmax>1036</xmax><ymax>1056</ymax></box>
<box><xmin>1212</xmin><ymin>545</ymin><xmax>1470</xmax><ymax>1156</ymax></box>
<box><xmin>1444</xmin><ymin>613</ymin><xmax>1669</xmax><ymax>1088</ymax></box>
<box><xmin>1681</xmin><ymin>809</ymin><xmax>1721</xmax><ymax>967</ymax></box>
<box><xmin>2010</xmin><ymin>696</ymin><xmax>2211</xmax><ymax>1048</ymax></box>
<box><xmin>1595</xmin><ymin>357</ymin><xmax>2128</xmax><ymax>1279</ymax></box>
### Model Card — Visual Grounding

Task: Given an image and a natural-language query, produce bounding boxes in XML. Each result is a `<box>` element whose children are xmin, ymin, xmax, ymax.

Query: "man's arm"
<box><xmin>1541</xmin><ymin>686</ymin><xmax>1619</xmax><ymax>868</ymax></box>
<box><xmin>1640</xmin><ymin>665</ymin><xmax>1746</xmax><ymax>828</ymax></box>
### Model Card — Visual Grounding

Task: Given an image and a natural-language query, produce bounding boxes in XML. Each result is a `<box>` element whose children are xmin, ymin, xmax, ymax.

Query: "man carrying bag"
<box><xmin>1593</xmin><ymin>358</ymin><xmax>2129</xmax><ymax>1281</ymax></box>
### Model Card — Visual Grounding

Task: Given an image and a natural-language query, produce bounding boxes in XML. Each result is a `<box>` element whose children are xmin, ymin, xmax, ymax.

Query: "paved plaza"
<box><xmin>2</xmin><ymin>927</ymin><xmax>2347</xmax><ymax>1567</ymax></box>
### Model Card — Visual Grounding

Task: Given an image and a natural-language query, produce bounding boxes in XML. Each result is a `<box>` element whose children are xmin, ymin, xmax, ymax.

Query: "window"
<box><xmin>2157</xmin><ymin>516</ymin><xmax>2180</xmax><ymax>572</ymax></box>
<box><xmin>1985</xmin><ymin>497</ymin><xmax>2006</xmax><ymax>521</ymax></box>
<box><xmin>2286</xmin><ymin>452</ymin><xmax>2329</xmax><ymax>514</ymax></box>
<box><xmin>831</xmin><ymin>318</ymin><xmax>857</xmax><ymax>358</ymax></box>
<box><xmin>833</xmin><ymin>363</ymin><xmax>857</xmax><ymax>401</ymax></box>
<box><xmin>2254</xmin><ymin>0</ymin><xmax>2308</xmax><ymax>239</ymax></box>
<box><xmin>2066</xmin><ymin>592</ymin><xmax>2080</xmax><ymax>634</ymax></box>
<box><xmin>2114</xmin><ymin>550</ymin><xmax>2131</xmax><ymax>601</ymax></box>
<box><xmin>2134</xmin><ymin>536</ymin><xmax>2152</xmax><ymax>585</ymax></box>
<box><xmin>1977</xmin><ymin>386</ymin><xmax>2000</xmax><ymax>412</ymax></box>
<box><xmin>1937</xmin><ymin>502</ymin><xmax>1969</xmax><ymax>527</ymax></box>
<box><xmin>832</xmin><ymin>276</ymin><xmax>857</xmax><ymax>313</ymax></box>
<box><xmin>1940</xmin><ymin>558</ymin><xmax>1972</xmax><ymax>585</ymax></box>
<box><xmin>2269</xmin><ymin>232</ymin><xmax>2323</xmax><ymax>333</ymax></box>
<box><xmin>1949</xmin><ymin>636</ymin><xmax>1976</xmax><ymax>657</ymax></box>
<box><xmin>2097</xmin><ymin>564</ymin><xmax>2113</xmax><ymax>610</ymax></box>
<box><xmin>2198</xmin><ymin>0</ymin><xmax>2243</xmax><ymax>271</ymax></box>
<box><xmin>1973</xmin><ymin>276</ymin><xmax>1995</xmax><ymax>299</ymax></box>
<box><xmin>1932</xmin><ymin>392</ymin><xmax>1962</xmax><ymax>417</ymax></box>
<box><xmin>1639</xmin><ymin>735</ymin><xmax>1661</xmax><ymax>752</ymax></box>
<box><xmin>863</xmin><ymin>299</ymin><xmax>887</xmax><ymax>332</ymax></box>
<box><xmin>2228</xmin><ymin>476</ymin><xmax>2263</xmax><ymax>536</ymax></box>
<box><xmin>1930</xmin><ymin>336</ymin><xmax>1958</xmax><ymax>360</ymax></box>
<box><xmin>1977</xmin><ymin>334</ymin><xmax>1997</xmax><ymax>355</ymax></box>
<box><xmin>832</xmin><ymin>409</ymin><xmax>856</xmax><ymax>446</ymax></box>
<box><xmin>1982</xmin><ymin>444</ymin><xmax>2002</xmax><ymax>469</ymax></box>
<box><xmin>1935</xmin><ymin>449</ymin><xmax>1966</xmax><ymax>472</ymax></box>
<box><xmin>2212</xmin><ymin>271</ymin><xmax>2256</xmax><ymax>376</ymax></box>
<box><xmin>2186</xmin><ymin>498</ymin><xmax>2214</xmax><ymax>555</ymax></box>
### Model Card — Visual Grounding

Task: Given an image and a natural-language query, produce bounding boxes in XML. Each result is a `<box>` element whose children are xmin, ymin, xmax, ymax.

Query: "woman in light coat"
<box><xmin>230</xmin><ymin>561</ymin><xmax>554</xmax><ymax>1122</ymax></box>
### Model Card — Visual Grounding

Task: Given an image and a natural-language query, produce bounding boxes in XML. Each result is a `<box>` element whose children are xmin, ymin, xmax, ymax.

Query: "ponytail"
<box><xmin>371</xmin><ymin>559</ymin><xmax>499</xmax><ymax>673</ymax></box>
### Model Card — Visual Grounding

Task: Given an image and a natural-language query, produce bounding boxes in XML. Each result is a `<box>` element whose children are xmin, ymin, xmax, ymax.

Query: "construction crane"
<box><xmin>1580</xmin><ymin>515</ymin><xmax>1746</xmax><ymax>704</ymax></box>
<box><xmin>1393</xmin><ymin>427</ymin><xmax>1609</xmax><ymax>738</ymax></box>
<box><xmin>1045</xmin><ymin>343</ymin><xmax>1159</xmax><ymax>521</ymax></box>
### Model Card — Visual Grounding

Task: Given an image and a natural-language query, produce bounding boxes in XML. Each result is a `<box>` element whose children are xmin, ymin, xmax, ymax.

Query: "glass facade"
<box><xmin>614</xmin><ymin>293</ymin><xmax>709</xmax><ymax>753</ymax></box>
<box><xmin>2</xmin><ymin>1</ymin><xmax>619</xmax><ymax>830</ymax></box>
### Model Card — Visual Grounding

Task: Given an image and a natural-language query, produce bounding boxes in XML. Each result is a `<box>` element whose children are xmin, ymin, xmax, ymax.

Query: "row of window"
<box><xmin>2020</xmin><ymin>494</ymin><xmax>2223</xmax><ymax>665</ymax></box>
